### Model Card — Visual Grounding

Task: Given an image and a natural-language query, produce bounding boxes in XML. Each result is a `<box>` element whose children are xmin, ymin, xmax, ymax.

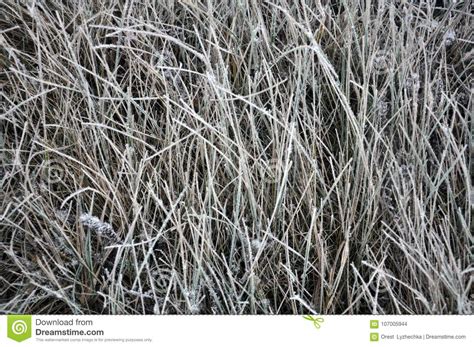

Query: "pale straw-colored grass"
<box><xmin>0</xmin><ymin>0</ymin><xmax>472</xmax><ymax>314</ymax></box>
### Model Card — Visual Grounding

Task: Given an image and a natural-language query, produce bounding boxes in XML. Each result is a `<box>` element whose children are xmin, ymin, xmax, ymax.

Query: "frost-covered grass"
<box><xmin>0</xmin><ymin>0</ymin><xmax>472</xmax><ymax>314</ymax></box>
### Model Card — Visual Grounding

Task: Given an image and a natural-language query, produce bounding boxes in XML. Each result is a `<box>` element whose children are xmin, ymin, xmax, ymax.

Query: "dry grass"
<box><xmin>0</xmin><ymin>0</ymin><xmax>472</xmax><ymax>314</ymax></box>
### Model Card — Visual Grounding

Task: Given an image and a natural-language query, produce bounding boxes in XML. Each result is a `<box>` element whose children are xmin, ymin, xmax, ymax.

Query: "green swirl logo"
<box><xmin>7</xmin><ymin>315</ymin><xmax>32</xmax><ymax>342</ymax></box>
